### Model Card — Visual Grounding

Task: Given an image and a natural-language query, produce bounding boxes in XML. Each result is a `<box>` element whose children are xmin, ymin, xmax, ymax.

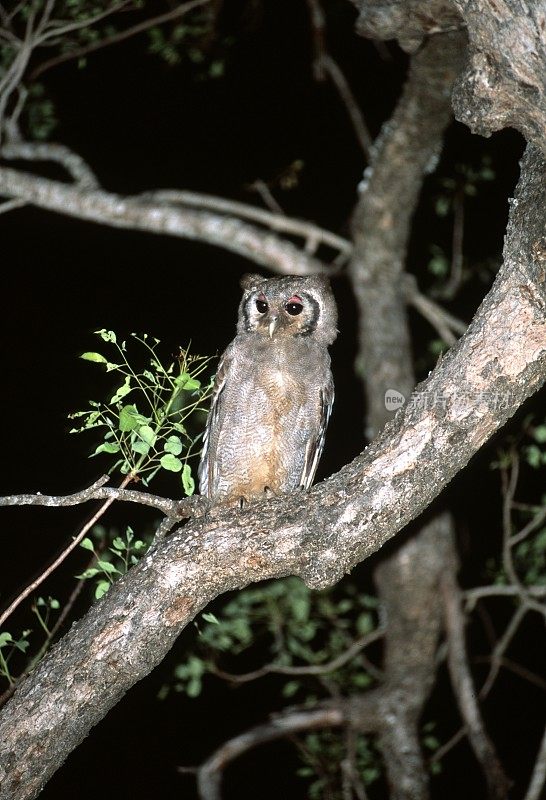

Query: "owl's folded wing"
<box><xmin>197</xmin><ymin>348</ymin><xmax>232</xmax><ymax>498</ymax></box>
<box><xmin>300</xmin><ymin>375</ymin><xmax>335</xmax><ymax>491</ymax></box>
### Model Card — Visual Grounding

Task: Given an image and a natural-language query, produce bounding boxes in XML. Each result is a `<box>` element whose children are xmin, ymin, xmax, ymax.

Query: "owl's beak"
<box><xmin>268</xmin><ymin>316</ymin><xmax>279</xmax><ymax>338</ymax></box>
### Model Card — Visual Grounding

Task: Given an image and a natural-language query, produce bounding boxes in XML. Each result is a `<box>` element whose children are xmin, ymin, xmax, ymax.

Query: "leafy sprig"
<box><xmin>69</xmin><ymin>330</ymin><xmax>213</xmax><ymax>494</ymax></box>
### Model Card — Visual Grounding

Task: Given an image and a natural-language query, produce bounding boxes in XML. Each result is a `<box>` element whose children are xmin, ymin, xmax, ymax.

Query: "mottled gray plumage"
<box><xmin>198</xmin><ymin>273</ymin><xmax>337</xmax><ymax>504</ymax></box>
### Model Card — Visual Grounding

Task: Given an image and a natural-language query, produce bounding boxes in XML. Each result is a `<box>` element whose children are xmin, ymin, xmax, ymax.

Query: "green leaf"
<box><xmin>95</xmin><ymin>581</ymin><xmax>110</xmax><ymax>599</ymax></box>
<box><xmin>356</xmin><ymin>612</ymin><xmax>374</xmax><ymax>635</ymax></box>
<box><xmin>49</xmin><ymin>598</ymin><xmax>60</xmax><ymax>610</ymax></box>
<box><xmin>282</xmin><ymin>680</ymin><xmax>300</xmax><ymax>698</ymax></box>
<box><xmin>75</xmin><ymin>568</ymin><xmax>100</xmax><ymax>579</ymax></box>
<box><xmin>0</xmin><ymin>632</ymin><xmax>13</xmax><ymax>648</ymax></box>
<box><xmin>14</xmin><ymin>638</ymin><xmax>30</xmax><ymax>653</ymax></box>
<box><xmin>97</xmin><ymin>560</ymin><xmax>121</xmax><ymax>575</ymax></box>
<box><xmin>109</xmin><ymin>375</ymin><xmax>132</xmax><ymax>404</ymax></box>
<box><xmin>182</xmin><ymin>463</ymin><xmax>195</xmax><ymax>495</ymax></box>
<box><xmin>119</xmin><ymin>404</ymin><xmax>148</xmax><ymax>432</ymax></box>
<box><xmin>138</xmin><ymin>425</ymin><xmax>157</xmax><ymax>447</ymax></box>
<box><xmin>80</xmin><ymin>537</ymin><xmax>95</xmax><ymax>551</ymax></box>
<box><xmin>164</xmin><ymin>435</ymin><xmax>183</xmax><ymax>456</ymax></box>
<box><xmin>131</xmin><ymin>440</ymin><xmax>150</xmax><ymax>455</ymax></box>
<box><xmin>161</xmin><ymin>453</ymin><xmax>183</xmax><ymax>472</ymax></box>
<box><xmin>91</xmin><ymin>442</ymin><xmax>121</xmax><ymax>457</ymax></box>
<box><xmin>95</xmin><ymin>329</ymin><xmax>117</xmax><ymax>343</ymax></box>
<box><xmin>175</xmin><ymin>373</ymin><xmax>200</xmax><ymax>391</ymax></box>
<box><xmin>186</xmin><ymin>676</ymin><xmax>202</xmax><ymax>697</ymax></box>
<box><xmin>202</xmin><ymin>612</ymin><xmax>219</xmax><ymax>625</ymax></box>
<box><xmin>533</xmin><ymin>425</ymin><xmax>546</xmax><ymax>443</ymax></box>
<box><xmin>80</xmin><ymin>351</ymin><xmax>107</xmax><ymax>363</ymax></box>
<box><xmin>112</xmin><ymin>537</ymin><xmax>126</xmax><ymax>551</ymax></box>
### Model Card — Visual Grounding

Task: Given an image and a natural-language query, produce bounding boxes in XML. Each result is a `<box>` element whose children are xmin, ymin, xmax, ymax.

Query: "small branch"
<box><xmin>473</xmin><ymin>656</ymin><xmax>546</xmax><ymax>694</ymax></box>
<box><xmin>304</xmin><ymin>0</ymin><xmax>371</xmax><ymax>158</ymax></box>
<box><xmin>137</xmin><ymin>188</ymin><xmax>352</xmax><ymax>255</ymax></box>
<box><xmin>0</xmin><ymin>198</ymin><xmax>25</xmax><ymax>214</ymax></box>
<box><xmin>509</xmin><ymin>504</ymin><xmax>546</xmax><ymax>548</ymax></box>
<box><xmin>304</xmin><ymin>0</ymin><xmax>327</xmax><ymax>81</ymax></box>
<box><xmin>479</xmin><ymin>604</ymin><xmax>527</xmax><ymax>699</ymax></box>
<box><xmin>441</xmin><ymin>571</ymin><xmax>511</xmax><ymax>799</ymax></box>
<box><xmin>29</xmin><ymin>0</ymin><xmax>210</xmax><ymax>81</ymax></box>
<box><xmin>0</xmin><ymin>477</ymin><xmax>192</xmax><ymax>517</ymax></box>
<box><xmin>322</xmin><ymin>54</ymin><xmax>372</xmax><ymax>160</ymax></box>
<box><xmin>465</xmin><ymin>584</ymin><xmax>546</xmax><ymax>610</ymax></box>
<box><xmin>0</xmin><ymin>141</ymin><xmax>99</xmax><ymax>189</ymax></box>
<box><xmin>0</xmin><ymin>547</ymin><xmax>100</xmax><ymax>710</ymax></box>
<box><xmin>524</xmin><ymin>723</ymin><xmax>546</xmax><ymax>800</ymax></box>
<box><xmin>403</xmin><ymin>272</ymin><xmax>467</xmax><ymax>344</ymax></box>
<box><xmin>341</xmin><ymin>726</ymin><xmax>368</xmax><ymax>800</ymax></box>
<box><xmin>194</xmin><ymin>704</ymin><xmax>346</xmax><ymax>800</ymax></box>
<box><xmin>437</xmin><ymin>184</ymin><xmax>465</xmax><ymax>300</ymax></box>
<box><xmin>248</xmin><ymin>178</ymin><xmax>285</xmax><ymax>215</ymax></box>
<box><xmin>210</xmin><ymin>626</ymin><xmax>384</xmax><ymax>684</ymax></box>
<box><xmin>0</xmin><ymin>475</ymin><xmax>132</xmax><ymax>630</ymax></box>
<box><xmin>501</xmin><ymin>455</ymin><xmax>546</xmax><ymax>617</ymax></box>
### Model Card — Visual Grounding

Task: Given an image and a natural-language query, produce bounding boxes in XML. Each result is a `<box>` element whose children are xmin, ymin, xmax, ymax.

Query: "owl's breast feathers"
<box><xmin>199</xmin><ymin>335</ymin><xmax>333</xmax><ymax>504</ymax></box>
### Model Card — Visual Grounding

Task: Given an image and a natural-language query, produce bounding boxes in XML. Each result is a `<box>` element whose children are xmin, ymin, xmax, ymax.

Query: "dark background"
<box><xmin>1</xmin><ymin>1</ymin><xmax>544</xmax><ymax>797</ymax></box>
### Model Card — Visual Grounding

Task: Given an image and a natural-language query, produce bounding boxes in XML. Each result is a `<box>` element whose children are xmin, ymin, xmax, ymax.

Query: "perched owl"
<box><xmin>198</xmin><ymin>273</ymin><xmax>337</xmax><ymax>505</ymax></box>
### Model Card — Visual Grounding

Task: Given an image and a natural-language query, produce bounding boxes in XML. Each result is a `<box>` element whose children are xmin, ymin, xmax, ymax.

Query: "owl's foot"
<box><xmin>176</xmin><ymin>495</ymin><xmax>211</xmax><ymax>519</ymax></box>
<box><xmin>263</xmin><ymin>485</ymin><xmax>277</xmax><ymax>500</ymax></box>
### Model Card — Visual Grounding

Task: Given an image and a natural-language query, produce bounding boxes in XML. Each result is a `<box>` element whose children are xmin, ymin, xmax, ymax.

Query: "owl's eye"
<box><xmin>285</xmin><ymin>295</ymin><xmax>303</xmax><ymax>316</ymax></box>
<box><xmin>255</xmin><ymin>296</ymin><xmax>268</xmax><ymax>314</ymax></box>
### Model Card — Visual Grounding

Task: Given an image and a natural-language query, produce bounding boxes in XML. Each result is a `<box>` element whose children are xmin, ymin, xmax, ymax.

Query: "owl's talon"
<box><xmin>263</xmin><ymin>486</ymin><xmax>276</xmax><ymax>499</ymax></box>
<box><xmin>239</xmin><ymin>496</ymin><xmax>246</xmax><ymax>510</ymax></box>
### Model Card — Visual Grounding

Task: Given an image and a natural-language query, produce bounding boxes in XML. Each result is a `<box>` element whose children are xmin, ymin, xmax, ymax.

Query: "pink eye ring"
<box><xmin>285</xmin><ymin>295</ymin><xmax>303</xmax><ymax>316</ymax></box>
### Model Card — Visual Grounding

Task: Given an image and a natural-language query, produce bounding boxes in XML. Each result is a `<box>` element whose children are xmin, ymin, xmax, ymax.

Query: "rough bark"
<box><xmin>0</xmin><ymin>142</ymin><xmax>545</xmax><ymax>798</ymax></box>
<box><xmin>351</xmin><ymin>0</ymin><xmax>546</xmax><ymax>154</ymax></box>
<box><xmin>348</xmin><ymin>31</ymin><xmax>466</xmax><ymax>799</ymax></box>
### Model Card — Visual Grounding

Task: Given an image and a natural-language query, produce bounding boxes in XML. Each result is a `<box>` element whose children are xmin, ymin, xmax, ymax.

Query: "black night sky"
<box><xmin>1</xmin><ymin>1</ymin><xmax>544</xmax><ymax>798</ymax></box>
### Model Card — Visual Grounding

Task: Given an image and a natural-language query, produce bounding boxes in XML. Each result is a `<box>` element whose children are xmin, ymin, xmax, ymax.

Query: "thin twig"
<box><xmin>29</xmin><ymin>0</ymin><xmax>211</xmax><ymax>80</ymax></box>
<box><xmin>0</xmin><ymin>548</ymin><xmax>101</xmax><ymax>709</ymax></box>
<box><xmin>473</xmin><ymin>655</ymin><xmax>546</xmax><ymax>694</ymax></box>
<box><xmin>193</xmin><ymin>704</ymin><xmax>346</xmax><ymax>800</ymax></box>
<box><xmin>524</xmin><ymin>723</ymin><xmax>546</xmax><ymax>800</ymax></box>
<box><xmin>501</xmin><ymin>454</ymin><xmax>546</xmax><ymax>617</ymax></box>
<box><xmin>465</xmin><ymin>584</ymin><xmax>546</xmax><ymax>610</ymax></box>
<box><xmin>439</xmin><ymin>184</ymin><xmax>465</xmax><ymax>299</ymax></box>
<box><xmin>403</xmin><ymin>272</ymin><xmax>467</xmax><ymax>342</ymax></box>
<box><xmin>0</xmin><ymin>475</ymin><xmax>132</xmax><ymax>630</ymax></box>
<box><xmin>441</xmin><ymin>571</ymin><xmax>511</xmax><ymax>799</ymax></box>
<box><xmin>0</xmin><ymin>479</ymin><xmax>198</xmax><ymax>517</ymax></box>
<box><xmin>210</xmin><ymin>627</ymin><xmax>384</xmax><ymax>684</ymax></box>
<box><xmin>136</xmin><ymin>188</ymin><xmax>352</xmax><ymax>255</ymax></box>
<box><xmin>322</xmin><ymin>54</ymin><xmax>372</xmax><ymax>159</ymax></box>
<box><xmin>479</xmin><ymin>604</ymin><xmax>527</xmax><ymax>699</ymax></box>
<box><xmin>249</xmin><ymin>178</ymin><xmax>285</xmax><ymax>214</ymax></box>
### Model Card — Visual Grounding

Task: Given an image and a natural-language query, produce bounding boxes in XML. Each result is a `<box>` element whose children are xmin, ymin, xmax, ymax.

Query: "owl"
<box><xmin>198</xmin><ymin>273</ymin><xmax>337</xmax><ymax>505</ymax></box>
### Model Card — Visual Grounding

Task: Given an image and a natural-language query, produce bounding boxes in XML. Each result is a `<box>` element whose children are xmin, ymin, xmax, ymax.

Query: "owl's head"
<box><xmin>237</xmin><ymin>273</ymin><xmax>338</xmax><ymax>345</ymax></box>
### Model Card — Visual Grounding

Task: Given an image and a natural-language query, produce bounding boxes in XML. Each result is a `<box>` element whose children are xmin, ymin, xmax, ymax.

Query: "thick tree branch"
<box><xmin>347</xmin><ymin>27</ymin><xmax>469</xmax><ymax>799</ymax></box>
<box><xmin>351</xmin><ymin>0</ymin><xmax>546</xmax><ymax>154</ymax></box>
<box><xmin>0</xmin><ymin>166</ymin><xmax>330</xmax><ymax>276</ymax></box>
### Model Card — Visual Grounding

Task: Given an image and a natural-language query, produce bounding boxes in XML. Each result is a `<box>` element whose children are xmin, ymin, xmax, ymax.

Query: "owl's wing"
<box><xmin>300</xmin><ymin>375</ymin><xmax>335</xmax><ymax>491</ymax></box>
<box><xmin>198</xmin><ymin>348</ymin><xmax>232</xmax><ymax>498</ymax></box>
